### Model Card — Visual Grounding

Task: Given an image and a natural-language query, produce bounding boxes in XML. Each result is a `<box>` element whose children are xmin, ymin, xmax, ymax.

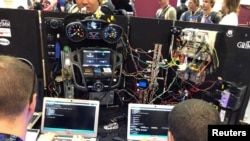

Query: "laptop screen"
<box><xmin>127</xmin><ymin>103</ymin><xmax>174</xmax><ymax>141</ymax></box>
<box><xmin>41</xmin><ymin>97</ymin><xmax>100</xmax><ymax>138</ymax></box>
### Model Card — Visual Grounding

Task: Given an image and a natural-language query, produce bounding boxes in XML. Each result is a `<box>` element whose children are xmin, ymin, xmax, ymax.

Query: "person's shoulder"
<box><xmin>68</xmin><ymin>4</ymin><xmax>77</xmax><ymax>13</ymax></box>
<box><xmin>182</xmin><ymin>5</ymin><xmax>188</xmax><ymax>10</ymax></box>
<box><xmin>156</xmin><ymin>8</ymin><xmax>161</xmax><ymax>13</ymax></box>
<box><xmin>168</xmin><ymin>6</ymin><xmax>176</xmax><ymax>11</ymax></box>
<box><xmin>197</xmin><ymin>8</ymin><xmax>203</xmax><ymax>14</ymax></box>
<box><xmin>210</xmin><ymin>11</ymin><xmax>219</xmax><ymax>15</ymax></box>
<box><xmin>209</xmin><ymin>11</ymin><xmax>221</xmax><ymax>18</ymax></box>
<box><xmin>176</xmin><ymin>5</ymin><xmax>187</xmax><ymax>12</ymax></box>
<box><xmin>179</xmin><ymin>10</ymin><xmax>189</xmax><ymax>21</ymax></box>
<box><xmin>223</xmin><ymin>12</ymin><xmax>237</xmax><ymax>20</ymax></box>
<box><xmin>228</xmin><ymin>12</ymin><xmax>238</xmax><ymax>17</ymax></box>
<box><xmin>69</xmin><ymin>4</ymin><xmax>77</xmax><ymax>9</ymax></box>
<box><xmin>155</xmin><ymin>8</ymin><xmax>161</xmax><ymax>15</ymax></box>
<box><xmin>228</xmin><ymin>12</ymin><xmax>238</xmax><ymax>22</ymax></box>
<box><xmin>0</xmin><ymin>133</ymin><xmax>23</xmax><ymax>141</ymax></box>
<box><xmin>182</xmin><ymin>10</ymin><xmax>190</xmax><ymax>16</ymax></box>
<box><xmin>209</xmin><ymin>11</ymin><xmax>222</xmax><ymax>23</ymax></box>
<box><xmin>219</xmin><ymin>13</ymin><xmax>238</xmax><ymax>26</ymax></box>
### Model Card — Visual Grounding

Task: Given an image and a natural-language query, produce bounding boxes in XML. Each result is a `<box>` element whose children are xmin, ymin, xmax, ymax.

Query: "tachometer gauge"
<box><xmin>102</xmin><ymin>24</ymin><xmax>123</xmax><ymax>44</ymax></box>
<box><xmin>66</xmin><ymin>22</ymin><xmax>87</xmax><ymax>42</ymax></box>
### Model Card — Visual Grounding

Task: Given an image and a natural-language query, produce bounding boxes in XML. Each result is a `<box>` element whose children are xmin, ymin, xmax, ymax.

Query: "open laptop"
<box><xmin>40</xmin><ymin>97</ymin><xmax>100</xmax><ymax>141</ymax></box>
<box><xmin>127</xmin><ymin>103</ymin><xmax>174</xmax><ymax>141</ymax></box>
<box><xmin>26</xmin><ymin>129</ymin><xmax>40</xmax><ymax>141</ymax></box>
<box><xmin>27</xmin><ymin>112</ymin><xmax>42</xmax><ymax>129</ymax></box>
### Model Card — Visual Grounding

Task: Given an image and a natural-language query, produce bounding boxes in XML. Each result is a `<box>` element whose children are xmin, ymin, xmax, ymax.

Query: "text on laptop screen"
<box><xmin>44</xmin><ymin>100</ymin><xmax>97</xmax><ymax>133</ymax></box>
<box><xmin>127</xmin><ymin>104</ymin><xmax>174</xmax><ymax>140</ymax></box>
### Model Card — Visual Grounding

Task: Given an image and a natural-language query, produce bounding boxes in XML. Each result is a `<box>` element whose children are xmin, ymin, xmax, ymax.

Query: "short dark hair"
<box><xmin>181</xmin><ymin>0</ymin><xmax>187</xmax><ymax>3</ymax></box>
<box><xmin>192</xmin><ymin>0</ymin><xmax>200</xmax><ymax>7</ymax></box>
<box><xmin>168</xmin><ymin>99</ymin><xmax>221</xmax><ymax>141</ymax></box>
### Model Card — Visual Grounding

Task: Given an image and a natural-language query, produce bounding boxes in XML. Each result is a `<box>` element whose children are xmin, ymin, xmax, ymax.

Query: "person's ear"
<box><xmin>29</xmin><ymin>93</ymin><xmax>37</xmax><ymax>113</ymax></box>
<box><xmin>168</xmin><ymin>131</ymin><xmax>175</xmax><ymax>141</ymax></box>
<box><xmin>99</xmin><ymin>0</ymin><xmax>103</xmax><ymax>4</ymax></box>
<box><xmin>211</xmin><ymin>2</ymin><xmax>214</xmax><ymax>7</ymax></box>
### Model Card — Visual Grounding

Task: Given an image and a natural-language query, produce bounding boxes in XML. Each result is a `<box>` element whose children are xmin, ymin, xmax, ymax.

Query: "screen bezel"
<box><xmin>127</xmin><ymin>103</ymin><xmax>174</xmax><ymax>141</ymax></box>
<box><xmin>41</xmin><ymin>97</ymin><xmax>100</xmax><ymax>138</ymax></box>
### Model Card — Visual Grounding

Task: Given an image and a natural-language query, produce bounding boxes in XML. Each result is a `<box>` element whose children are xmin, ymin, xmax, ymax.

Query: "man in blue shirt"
<box><xmin>179</xmin><ymin>0</ymin><xmax>203</xmax><ymax>22</ymax></box>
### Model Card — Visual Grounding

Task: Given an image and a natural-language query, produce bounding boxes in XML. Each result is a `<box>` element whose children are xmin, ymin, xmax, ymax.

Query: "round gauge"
<box><xmin>102</xmin><ymin>24</ymin><xmax>123</xmax><ymax>44</ymax></box>
<box><xmin>66</xmin><ymin>22</ymin><xmax>87</xmax><ymax>42</ymax></box>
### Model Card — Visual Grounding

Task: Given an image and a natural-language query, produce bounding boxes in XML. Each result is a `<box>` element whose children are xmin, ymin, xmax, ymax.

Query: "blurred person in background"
<box><xmin>41</xmin><ymin>0</ymin><xmax>58</xmax><ymax>11</ymax></box>
<box><xmin>68</xmin><ymin>0</ymin><xmax>114</xmax><ymax>15</ymax></box>
<box><xmin>155</xmin><ymin>0</ymin><xmax>177</xmax><ymax>20</ymax></box>
<box><xmin>65</xmin><ymin>0</ymin><xmax>75</xmax><ymax>13</ymax></box>
<box><xmin>179</xmin><ymin>0</ymin><xmax>203</xmax><ymax>22</ymax></box>
<box><xmin>0</xmin><ymin>0</ymin><xmax>33</xmax><ymax>9</ymax></box>
<box><xmin>200</xmin><ymin>0</ymin><xmax>221</xmax><ymax>24</ymax></box>
<box><xmin>219</xmin><ymin>0</ymin><xmax>240</xmax><ymax>26</ymax></box>
<box><xmin>113</xmin><ymin>0</ymin><xmax>133</xmax><ymax>11</ymax></box>
<box><xmin>57</xmin><ymin>0</ymin><xmax>66</xmax><ymax>12</ymax></box>
<box><xmin>176</xmin><ymin>0</ymin><xmax>188</xmax><ymax>20</ymax></box>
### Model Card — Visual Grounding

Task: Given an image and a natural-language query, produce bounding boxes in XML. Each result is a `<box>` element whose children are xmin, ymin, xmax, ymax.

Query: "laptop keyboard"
<box><xmin>53</xmin><ymin>137</ymin><xmax>96</xmax><ymax>141</ymax></box>
<box><xmin>53</xmin><ymin>138</ymin><xmax>71</xmax><ymax>141</ymax></box>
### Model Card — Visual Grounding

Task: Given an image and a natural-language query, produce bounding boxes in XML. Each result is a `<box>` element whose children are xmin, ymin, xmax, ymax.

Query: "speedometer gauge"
<box><xmin>102</xmin><ymin>24</ymin><xmax>123</xmax><ymax>44</ymax></box>
<box><xmin>66</xmin><ymin>22</ymin><xmax>87</xmax><ymax>42</ymax></box>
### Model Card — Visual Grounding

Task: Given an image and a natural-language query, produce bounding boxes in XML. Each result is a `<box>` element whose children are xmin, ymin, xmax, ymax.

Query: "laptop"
<box><xmin>27</xmin><ymin>112</ymin><xmax>42</xmax><ymax>129</ymax></box>
<box><xmin>25</xmin><ymin>129</ymin><xmax>40</xmax><ymax>141</ymax></box>
<box><xmin>127</xmin><ymin>103</ymin><xmax>174</xmax><ymax>141</ymax></box>
<box><xmin>40</xmin><ymin>97</ymin><xmax>100</xmax><ymax>141</ymax></box>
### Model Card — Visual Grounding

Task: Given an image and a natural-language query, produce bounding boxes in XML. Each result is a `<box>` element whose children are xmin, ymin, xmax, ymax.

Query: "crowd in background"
<box><xmin>0</xmin><ymin>0</ymin><xmax>242</xmax><ymax>25</ymax></box>
<box><xmin>29</xmin><ymin>0</ymin><xmax>134</xmax><ymax>15</ymax></box>
<box><xmin>156</xmin><ymin>0</ymin><xmax>241</xmax><ymax>26</ymax></box>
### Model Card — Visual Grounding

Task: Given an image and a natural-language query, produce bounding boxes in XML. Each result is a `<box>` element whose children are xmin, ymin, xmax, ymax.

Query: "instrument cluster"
<box><xmin>65</xmin><ymin>19</ymin><xmax>123</xmax><ymax>44</ymax></box>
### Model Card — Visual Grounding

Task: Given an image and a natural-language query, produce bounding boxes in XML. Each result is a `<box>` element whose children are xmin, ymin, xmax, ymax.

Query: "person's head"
<box><xmin>221</xmin><ymin>0</ymin><xmax>240</xmax><ymax>15</ymax></box>
<box><xmin>0</xmin><ymin>56</ymin><xmax>37</xmax><ymax>130</ymax></box>
<box><xmin>168</xmin><ymin>99</ymin><xmax>221</xmax><ymax>141</ymax></box>
<box><xmin>188</xmin><ymin>0</ymin><xmax>200</xmax><ymax>12</ymax></box>
<box><xmin>180</xmin><ymin>0</ymin><xmax>187</xmax><ymax>4</ymax></box>
<box><xmin>158</xmin><ymin>0</ymin><xmax>170</xmax><ymax>7</ymax></box>
<box><xmin>75</xmin><ymin>0</ymin><xmax>102</xmax><ymax>14</ymax></box>
<box><xmin>202</xmin><ymin>0</ymin><xmax>216</xmax><ymax>11</ymax></box>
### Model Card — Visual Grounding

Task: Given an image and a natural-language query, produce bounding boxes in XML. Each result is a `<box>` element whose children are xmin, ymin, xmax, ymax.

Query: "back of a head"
<box><xmin>0</xmin><ymin>55</ymin><xmax>36</xmax><ymax>117</ymax></box>
<box><xmin>168</xmin><ymin>99</ymin><xmax>220</xmax><ymax>141</ymax></box>
<box><xmin>181</xmin><ymin>0</ymin><xmax>187</xmax><ymax>3</ymax></box>
<box><xmin>224</xmin><ymin>0</ymin><xmax>240</xmax><ymax>14</ymax></box>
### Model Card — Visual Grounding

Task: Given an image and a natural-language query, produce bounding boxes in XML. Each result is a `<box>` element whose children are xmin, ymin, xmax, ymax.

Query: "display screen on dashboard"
<box><xmin>82</xmin><ymin>50</ymin><xmax>111</xmax><ymax>67</ymax></box>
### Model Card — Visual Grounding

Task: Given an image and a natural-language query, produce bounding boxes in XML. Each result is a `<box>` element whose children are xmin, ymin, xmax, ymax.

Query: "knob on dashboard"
<box><xmin>93</xmin><ymin>81</ymin><xmax>104</xmax><ymax>92</ymax></box>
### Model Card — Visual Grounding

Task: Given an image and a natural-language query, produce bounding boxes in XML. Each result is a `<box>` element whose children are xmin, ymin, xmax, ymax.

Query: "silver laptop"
<box><xmin>27</xmin><ymin>112</ymin><xmax>42</xmax><ymax>129</ymax></box>
<box><xmin>127</xmin><ymin>103</ymin><xmax>174</xmax><ymax>141</ymax></box>
<box><xmin>26</xmin><ymin>129</ymin><xmax>40</xmax><ymax>141</ymax></box>
<box><xmin>40</xmin><ymin>97</ymin><xmax>100</xmax><ymax>141</ymax></box>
